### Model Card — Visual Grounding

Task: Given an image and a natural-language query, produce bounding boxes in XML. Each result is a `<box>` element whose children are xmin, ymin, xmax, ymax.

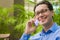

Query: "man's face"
<box><xmin>35</xmin><ymin>4</ymin><xmax>54</xmax><ymax>26</ymax></box>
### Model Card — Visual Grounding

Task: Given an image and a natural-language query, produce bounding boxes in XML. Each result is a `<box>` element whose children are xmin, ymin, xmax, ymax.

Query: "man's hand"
<box><xmin>24</xmin><ymin>19</ymin><xmax>37</xmax><ymax>34</ymax></box>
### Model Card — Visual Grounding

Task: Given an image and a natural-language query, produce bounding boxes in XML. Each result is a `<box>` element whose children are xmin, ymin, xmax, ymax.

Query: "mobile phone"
<box><xmin>34</xmin><ymin>20</ymin><xmax>39</xmax><ymax>27</ymax></box>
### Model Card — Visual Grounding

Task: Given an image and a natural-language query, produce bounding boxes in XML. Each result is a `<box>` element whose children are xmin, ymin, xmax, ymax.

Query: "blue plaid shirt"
<box><xmin>20</xmin><ymin>23</ymin><xmax>60</xmax><ymax>40</ymax></box>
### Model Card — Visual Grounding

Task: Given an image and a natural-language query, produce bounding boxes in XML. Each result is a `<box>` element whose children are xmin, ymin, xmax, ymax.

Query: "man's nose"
<box><xmin>38</xmin><ymin>13</ymin><xmax>44</xmax><ymax>17</ymax></box>
<box><xmin>38</xmin><ymin>13</ymin><xmax>44</xmax><ymax>18</ymax></box>
<box><xmin>39</xmin><ymin>13</ymin><xmax>43</xmax><ymax>16</ymax></box>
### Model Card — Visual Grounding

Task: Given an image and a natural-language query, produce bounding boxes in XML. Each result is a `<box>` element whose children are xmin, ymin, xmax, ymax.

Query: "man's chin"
<box><xmin>39</xmin><ymin>21</ymin><xmax>47</xmax><ymax>25</ymax></box>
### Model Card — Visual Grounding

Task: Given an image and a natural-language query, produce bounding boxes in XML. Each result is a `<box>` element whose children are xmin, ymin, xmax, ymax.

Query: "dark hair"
<box><xmin>34</xmin><ymin>0</ymin><xmax>53</xmax><ymax>12</ymax></box>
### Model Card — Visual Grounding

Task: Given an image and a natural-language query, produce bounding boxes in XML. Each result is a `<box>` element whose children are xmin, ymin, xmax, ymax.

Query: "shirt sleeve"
<box><xmin>20</xmin><ymin>33</ymin><xmax>31</xmax><ymax>40</ymax></box>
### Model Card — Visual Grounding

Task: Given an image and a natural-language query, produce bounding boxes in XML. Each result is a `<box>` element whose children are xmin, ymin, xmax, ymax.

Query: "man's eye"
<box><xmin>44</xmin><ymin>9</ymin><xmax>48</xmax><ymax>12</ymax></box>
<box><xmin>37</xmin><ymin>12</ymin><xmax>40</xmax><ymax>15</ymax></box>
<box><xmin>35</xmin><ymin>9</ymin><xmax>48</xmax><ymax>15</ymax></box>
<box><xmin>41</xmin><ymin>9</ymin><xmax>48</xmax><ymax>13</ymax></box>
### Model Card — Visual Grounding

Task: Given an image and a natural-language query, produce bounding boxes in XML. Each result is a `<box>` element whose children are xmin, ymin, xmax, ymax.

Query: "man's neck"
<box><xmin>43</xmin><ymin>21</ymin><xmax>54</xmax><ymax>32</ymax></box>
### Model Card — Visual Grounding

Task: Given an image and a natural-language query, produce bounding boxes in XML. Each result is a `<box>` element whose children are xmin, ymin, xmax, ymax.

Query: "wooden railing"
<box><xmin>0</xmin><ymin>34</ymin><xmax>10</xmax><ymax>40</ymax></box>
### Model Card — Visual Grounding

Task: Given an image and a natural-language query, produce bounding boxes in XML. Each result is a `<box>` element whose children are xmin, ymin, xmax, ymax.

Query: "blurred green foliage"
<box><xmin>0</xmin><ymin>7</ymin><xmax>14</xmax><ymax>34</ymax></box>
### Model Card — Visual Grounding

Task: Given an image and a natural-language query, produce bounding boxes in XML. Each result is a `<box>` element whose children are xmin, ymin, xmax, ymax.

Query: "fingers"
<box><xmin>25</xmin><ymin>18</ymin><xmax>38</xmax><ymax>34</ymax></box>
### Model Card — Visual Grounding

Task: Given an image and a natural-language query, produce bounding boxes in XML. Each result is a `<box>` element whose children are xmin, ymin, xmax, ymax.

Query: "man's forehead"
<box><xmin>35</xmin><ymin>4</ymin><xmax>48</xmax><ymax>12</ymax></box>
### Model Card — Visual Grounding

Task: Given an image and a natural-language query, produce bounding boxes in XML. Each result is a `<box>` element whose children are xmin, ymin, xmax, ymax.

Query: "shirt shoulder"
<box><xmin>54</xmin><ymin>27</ymin><xmax>60</xmax><ymax>37</ymax></box>
<box><xmin>55</xmin><ymin>27</ymin><xmax>60</xmax><ymax>40</ymax></box>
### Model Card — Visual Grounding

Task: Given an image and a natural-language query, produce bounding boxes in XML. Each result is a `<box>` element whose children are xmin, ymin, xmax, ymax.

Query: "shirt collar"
<box><xmin>49</xmin><ymin>23</ymin><xmax>59</xmax><ymax>32</ymax></box>
<box><xmin>40</xmin><ymin>23</ymin><xmax>59</xmax><ymax>36</ymax></box>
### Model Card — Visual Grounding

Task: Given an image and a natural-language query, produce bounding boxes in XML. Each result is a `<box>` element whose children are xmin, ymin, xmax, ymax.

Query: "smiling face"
<box><xmin>35</xmin><ymin>4</ymin><xmax>54</xmax><ymax>26</ymax></box>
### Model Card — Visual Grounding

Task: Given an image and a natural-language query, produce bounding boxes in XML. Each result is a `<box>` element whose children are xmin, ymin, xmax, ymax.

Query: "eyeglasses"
<box><xmin>35</xmin><ymin>9</ymin><xmax>49</xmax><ymax>15</ymax></box>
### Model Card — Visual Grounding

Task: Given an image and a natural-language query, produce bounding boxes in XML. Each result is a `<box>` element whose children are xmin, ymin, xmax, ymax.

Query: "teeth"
<box><xmin>38</xmin><ymin>16</ymin><xmax>47</xmax><ymax>21</ymax></box>
<box><xmin>42</xmin><ymin>16</ymin><xmax>47</xmax><ymax>19</ymax></box>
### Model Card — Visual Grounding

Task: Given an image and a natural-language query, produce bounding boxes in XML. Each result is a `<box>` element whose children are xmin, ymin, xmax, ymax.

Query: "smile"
<box><xmin>38</xmin><ymin>16</ymin><xmax>47</xmax><ymax>21</ymax></box>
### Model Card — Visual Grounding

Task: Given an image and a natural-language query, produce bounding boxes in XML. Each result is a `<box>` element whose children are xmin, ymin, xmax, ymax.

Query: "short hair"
<box><xmin>34</xmin><ymin>0</ymin><xmax>53</xmax><ymax>12</ymax></box>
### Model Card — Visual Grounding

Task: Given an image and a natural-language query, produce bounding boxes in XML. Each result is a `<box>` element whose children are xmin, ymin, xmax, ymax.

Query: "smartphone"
<box><xmin>34</xmin><ymin>20</ymin><xmax>39</xmax><ymax>27</ymax></box>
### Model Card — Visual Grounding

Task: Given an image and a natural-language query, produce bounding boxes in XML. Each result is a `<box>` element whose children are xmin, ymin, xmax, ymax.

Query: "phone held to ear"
<box><xmin>34</xmin><ymin>20</ymin><xmax>39</xmax><ymax>27</ymax></box>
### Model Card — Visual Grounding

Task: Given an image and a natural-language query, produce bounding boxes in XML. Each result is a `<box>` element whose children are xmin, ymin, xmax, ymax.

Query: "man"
<box><xmin>20</xmin><ymin>0</ymin><xmax>60</xmax><ymax>40</ymax></box>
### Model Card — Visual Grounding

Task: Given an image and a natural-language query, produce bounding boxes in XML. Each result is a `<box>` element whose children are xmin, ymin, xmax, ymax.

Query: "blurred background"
<box><xmin>0</xmin><ymin>0</ymin><xmax>60</xmax><ymax>40</ymax></box>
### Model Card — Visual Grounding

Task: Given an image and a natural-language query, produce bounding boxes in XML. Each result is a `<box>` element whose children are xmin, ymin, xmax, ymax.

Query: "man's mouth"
<box><xmin>38</xmin><ymin>16</ymin><xmax>47</xmax><ymax>21</ymax></box>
